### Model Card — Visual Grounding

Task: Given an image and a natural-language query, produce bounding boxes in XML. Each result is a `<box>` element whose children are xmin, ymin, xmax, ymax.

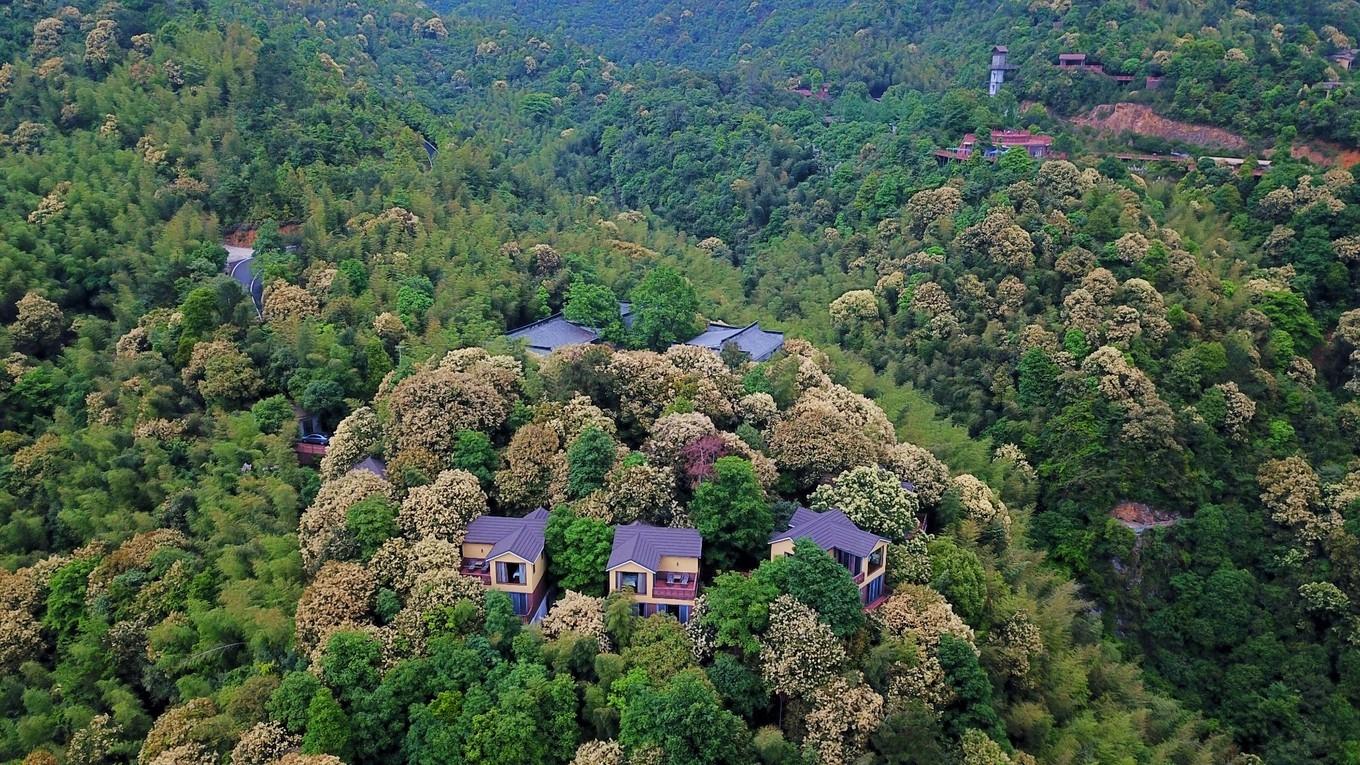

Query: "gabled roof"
<box><xmin>769</xmin><ymin>507</ymin><xmax>888</xmax><ymax>558</ymax></box>
<box><xmin>465</xmin><ymin>508</ymin><xmax>549</xmax><ymax>562</ymax></box>
<box><xmin>504</xmin><ymin>314</ymin><xmax>600</xmax><ymax>355</ymax></box>
<box><xmin>607</xmin><ymin>522</ymin><xmax>702</xmax><ymax>571</ymax></box>
<box><xmin>349</xmin><ymin>456</ymin><xmax>387</xmax><ymax>478</ymax></box>
<box><xmin>504</xmin><ymin>302</ymin><xmax>636</xmax><ymax>355</ymax></box>
<box><xmin>685</xmin><ymin>321</ymin><xmax>785</xmax><ymax>361</ymax></box>
<box><xmin>505</xmin><ymin>303</ymin><xmax>782</xmax><ymax>360</ymax></box>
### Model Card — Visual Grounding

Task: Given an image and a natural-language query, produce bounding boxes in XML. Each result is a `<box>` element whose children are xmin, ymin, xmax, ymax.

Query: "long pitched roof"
<box><xmin>769</xmin><ymin>507</ymin><xmax>887</xmax><ymax>558</ymax></box>
<box><xmin>506</xmin><ymin>304</ymin><xmax>782</xmax><ymax>359</ymax></box>
<box><xmin>685</xmin><ymin>321</ymin><xmax>785</xmax><ymax>361</ymax></box>
<box><xmin>607</xmin><ymin>522</ymin><xmax>702</xmax><ymax>571</ymax></box>
<box><xmin>503</xmin><ymin>302</ymin><xmax>638</xmax><ymax>355</ymax></box>
<box><xmin>504</xmin><ymin>314</ymin><xmax>600</xmax><ymax>355</ymax></box>
<box><xmin>465</xmin><ymin>508</ymin><xmax>549</xmax><ymax>562</ymax></box>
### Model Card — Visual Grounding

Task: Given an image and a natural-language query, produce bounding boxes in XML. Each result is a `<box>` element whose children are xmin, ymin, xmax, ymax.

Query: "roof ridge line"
<box><xmin>506</xmin><ymin>311</ymin><xmax>569</xmax><ymax>332</ymax></box>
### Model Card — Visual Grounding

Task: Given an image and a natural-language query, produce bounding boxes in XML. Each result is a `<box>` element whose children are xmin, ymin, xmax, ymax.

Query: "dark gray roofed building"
<box><xmin>505</xmin><ymin>302</ymin><xmax>784</xmax><ymax>360</ymax></box>
<box><xmin>504</xmin><ymin>314</ymin><xmax>601</xmax><ymax>355</ymax></box>
<box><xmin>684</xmin><ymin>321</ymin><xmax>785</xmax><ymax>361</ymax></box>
<box><xmin>607</xmin><ymin>522</ymin><xmax>702</xmax><ymax>572</ymax></box>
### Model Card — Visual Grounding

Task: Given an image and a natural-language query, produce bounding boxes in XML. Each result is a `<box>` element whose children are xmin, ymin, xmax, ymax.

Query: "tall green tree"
<box><xmin>629</xmin><ymin>266</ymin><xmax>703</xmax><ymax>350</ymax></box>
<box><xmin>546</xmin><ymin>507</ymin><xmax>615</xmax><ymax>595</ymax></box>
<box><xmin>618</xmin><ymin>668</ymin><xmax>752</xmax><ymax>764</ymax></box>
<box><xmin>937</xmin><ymin>634</ymin><xmax>1005</xmax><ymax>743</ymax></box>
<box><xmin>691</xmin><ymin>457</ymin><xmax>773</xmax><ymax>570</ymax></box>
<box><xmin>564</xmin><ymin>279</ymin><xmax>622</xmax><ymax>338</ymax></box>
<box><xmin>302</xmin><ymin>687</ymin><xmax>351</xmax><ymax>758</ymax></box>
<box><xmin>759</xmin><ymin>538</ymin><xmax>864</xmax><ymax>638</ymax></box>
<box><xmin>567</xmin><ymin>426</ymin><xmax>616</xmax><ymax>499</ymax></box>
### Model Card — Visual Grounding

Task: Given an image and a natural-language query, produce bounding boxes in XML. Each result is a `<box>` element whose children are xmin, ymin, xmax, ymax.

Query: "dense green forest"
<box><xmin>441</xmin><ymin>0</ymin><xmax>1360</xmax><ymax>144</ymax></box>
<box><xmin>1</xmin><ymin>0</ymin><xmax>1359</xmax><ymax>764</ymax></box>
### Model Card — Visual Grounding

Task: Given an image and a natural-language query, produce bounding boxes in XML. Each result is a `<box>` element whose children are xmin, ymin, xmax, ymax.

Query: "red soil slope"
<box><xmin>1071</xmin><ymin>103</ymin><xmax>1247</xmax><ymax>151</ymax></box>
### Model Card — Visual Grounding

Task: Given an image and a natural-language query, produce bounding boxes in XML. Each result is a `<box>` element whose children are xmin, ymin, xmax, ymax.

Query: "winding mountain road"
<box><xmin>224</xmin><ymin>244</ymin><xmax>263</xmax><ymax>316</ymax></box>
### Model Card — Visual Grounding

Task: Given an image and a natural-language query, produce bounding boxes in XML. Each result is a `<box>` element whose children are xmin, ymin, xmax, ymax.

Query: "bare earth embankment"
<box><xmin>1071</xmin><ymin>102</ymin><xmax>1360</xmax><ymax>168</ymax></box>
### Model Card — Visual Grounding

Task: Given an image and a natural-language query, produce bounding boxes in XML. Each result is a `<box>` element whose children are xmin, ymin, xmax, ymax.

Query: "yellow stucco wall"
<box><xmin>486</xmin><ymin>552</ymin><xmax>545</xmax><ymax>593</ymax></box>
<box><xmin>463</xmin><ymin>542</ymin><xmax>493</xmax><ymax>559</ymax></box>
<box><xmin>658</xmin><ymin>555</ymin><xmax>699</xmax><ymax>572</ymax></box>
<box><xmin>768</xmin><ymin>539</ymin><xmax>889</xmax><ymax>580</ymax></box>
<box><xmin>608</xmin><ymin>558</ymin><xmax>699</xmax><ymax>604</ymax></box>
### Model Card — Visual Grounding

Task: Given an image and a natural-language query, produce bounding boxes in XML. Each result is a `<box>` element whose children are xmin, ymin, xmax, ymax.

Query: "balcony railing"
<box><xmin>853</xmin><ymin>571</ymin><xmax>865</xmax><ymax>584</ymax></box>
<box><xmin>651</xmin><ymin>573</ymin><xmax>698</xmax><ymax>600</ymax></box>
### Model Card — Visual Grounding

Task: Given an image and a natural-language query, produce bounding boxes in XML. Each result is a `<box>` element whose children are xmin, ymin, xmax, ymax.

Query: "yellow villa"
<box><xmin>607</xmin><ymin>522</ymin><xmax>702</xmax><ymax>623</ymax></box>
<box><xmin>769</xmin><ymin>508</ymin><xmax>890</xmax><ymax>608</ymax></box>
<box><xmin>460</xmin><ymin>508</ymin><xmax>550</xmax><ymax>621</ymax></box>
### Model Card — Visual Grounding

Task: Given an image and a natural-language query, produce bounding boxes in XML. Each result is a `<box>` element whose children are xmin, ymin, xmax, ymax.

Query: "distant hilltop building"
<box><xmin>505</xmin><ymin>302</ymin><xmax>785</xmax><ymax>361</ymax></box>
<box><xmin>1057</xmin><ymin>52</ymin><xmax>1103</xmax><ymax>74</ymax></box>
<box><xmin>967</xmin><ymin>130</ymin><xmax>1053</xmax><ymax>158</ymax></box>
<box><xmin>1057</xmin><ymin>52</ymin><xmax>1158</xmax><ymax>89</ymax></box>
<box><xmin>789</xmin><ymin>82</ymin><xmax>831</xmax><ymax>101</ymax></box>
<box><xmin>934</xmin><ymin>130</ymin><xmax>1057</xmax><ymax>163</ymax></box>
<box><xmin>988</xmin><ymin>45</ymin><xmax>1017</xmax><ymax>97</ymax></box>
<box><xmin>1329</xmin><ymin>49</ymin><xmax>1357</xmax><ymax>70</ymax></box>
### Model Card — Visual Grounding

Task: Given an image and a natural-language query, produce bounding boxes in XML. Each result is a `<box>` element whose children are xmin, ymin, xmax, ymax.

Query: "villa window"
<box><xmin>496</xmin><ymin>562</ymin><xmax>526</xmax><ymax>585</ymax></box>
<box><xmin>655</xmin><ymin>603</ymin><xmax>692</xmax><ymax>623</ymax></box>
<box><xmin>617</xmin><ymin>571</ymin><xmax>646</xmax><ymax>595</ymax></box>
<box><xmin>867</xmin><ymin>548</ymin><xmax>884</xmax><ymax>574</ymax></box>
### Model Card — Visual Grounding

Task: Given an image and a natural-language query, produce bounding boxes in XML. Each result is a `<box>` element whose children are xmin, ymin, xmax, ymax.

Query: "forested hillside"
<box><xmin>0</xmin><ymin>0</ymin><xmax>1358</xmax><ymax>764</ymax></box>
<box><xmin>440</xmin><ymin>0</ymin><xmax>1360</xmax><ymax>145</ymax></box>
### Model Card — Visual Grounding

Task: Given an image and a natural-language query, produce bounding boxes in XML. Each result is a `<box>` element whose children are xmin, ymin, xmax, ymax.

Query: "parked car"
<box><xmin>298</xmin><ymin>433</ymin><xmax>330</xmax><ymax>445</ymax></box>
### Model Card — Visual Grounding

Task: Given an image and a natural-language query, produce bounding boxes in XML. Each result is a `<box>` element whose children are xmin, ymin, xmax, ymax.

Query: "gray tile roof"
<box><xmin>503</xmin><ymin>303</ymin><xmax>638</xmax><ymax>355</ymax></box>
<box><xmin>505</xmin><ymin>303</ymin><xmax>783</xmax><ymax>361</ymax></box>
<box><xmin>686</xmin><ymin>321</ymin><xmax>785</xmax><ymax>361</ymax></box>
<box><xmin>607</xmin><ymin>522</ymin><xmax>702</xmax><ymax>571</ymax></box>
<box><xmin>769</xmin><ymin>507</ymin><xmax>887</xmax><ymax>558</ymax></box>
<box><xmin>349</xmin><ymin>456</ymin><xmax>387</xmax><ymax>479</ymax></box>
<box><xmin>465</xmin><ymin>508</ymin><xmax>549</xmax><ymax>562</ymax></box>
<box><xmin>504</xmin><ymin>314</ymin><xmax>600</xmax><ymax>355</ymax></box>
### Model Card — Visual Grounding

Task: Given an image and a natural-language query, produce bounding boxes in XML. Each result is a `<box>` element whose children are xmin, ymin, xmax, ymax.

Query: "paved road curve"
<box><xmin>224</xmin><ymin>244</ymin><xmax>263</xmax><ymax>316</ymax></box>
